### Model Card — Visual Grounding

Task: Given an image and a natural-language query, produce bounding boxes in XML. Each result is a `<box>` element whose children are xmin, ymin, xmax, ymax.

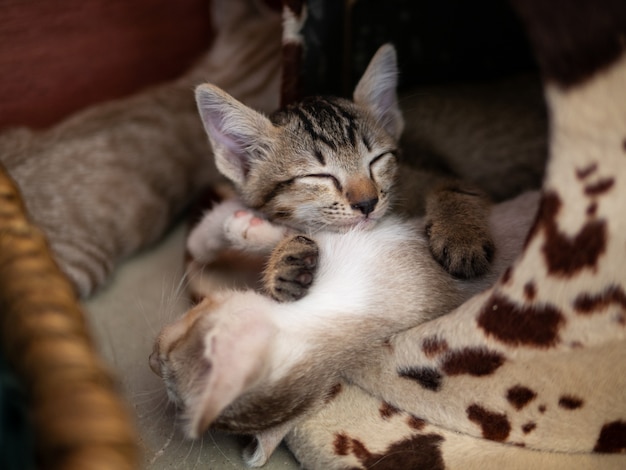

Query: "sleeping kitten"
<box><xmin>151</xmin><ymin>189</ymin><xmax>539</xmax><ymax>466</ymax></box>
<box><xmin>149</xmin><ymin>44</ymin><xmax>542</xmax><ymax>466</ymax></box>
<box><xmin>189</xmin><ymin>44</ymin><xmax>495</xmax><ymax>282</ymax></box>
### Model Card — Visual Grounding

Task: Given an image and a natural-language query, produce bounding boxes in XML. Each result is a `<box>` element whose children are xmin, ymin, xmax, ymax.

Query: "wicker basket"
<box><xmin>0</xmin><ymin>164</ymin><xmax>138</xmax><ymax>470</ymax></box>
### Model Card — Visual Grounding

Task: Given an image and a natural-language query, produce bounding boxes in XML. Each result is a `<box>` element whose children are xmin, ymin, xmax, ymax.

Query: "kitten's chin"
<box><xmin>355</xmin><ymin>217</ymin><xmax>379</xmax><ymax>230</ymax></box>
<box><xmin>165</xmin><ymin>385</ymin><xmax>184</xmax><ymax>409</ymax></box>
<box><xmin>328</xmin><ymin>216</ymin><xmax>380</xmax><ymax>232</ymax></box>
<box><xmin>290</xmin><ymin>213</ymin><xmax>383</xmax><ymax>232</ymax></box>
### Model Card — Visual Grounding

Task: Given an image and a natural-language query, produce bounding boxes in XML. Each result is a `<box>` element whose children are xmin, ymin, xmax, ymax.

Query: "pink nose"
<box><xmin>149</xmin><ymin>352</ymin><xmax>162</xmax><ymax>377</ymax></box>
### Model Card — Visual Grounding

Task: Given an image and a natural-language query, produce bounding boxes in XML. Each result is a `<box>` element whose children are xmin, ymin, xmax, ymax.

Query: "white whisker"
<box><xmin>209</xmin><ymin>431</ymin><xmax>240</xmax><ymax>468</ymax></box>
<box><xmin>147</xmin><ymin>414</ymin><xmax>177</xmax><ymax>467</ymax></box>
<box><xmin>192</xmin><ymin>435</ymin><xmax>204</xmax><ymax>470</ymax></box>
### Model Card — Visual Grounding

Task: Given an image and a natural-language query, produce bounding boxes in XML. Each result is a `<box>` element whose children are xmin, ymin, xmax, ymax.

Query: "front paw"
<box><xmin>187</xmin><ymin>199</ymin><xmax>247</xmax><ymax>263</ymax></box>
<box><xmin>426</xmin><ymin>222</ymin><xmax>495</xmax><ymax>278</ymax></box>
<box><xmin>224</xmin><ymin>209</ymin><xmax>288</xmax><ymax>253</ymax></box>
<box><xmin>264</xmin><ymin>235</ymin><xmax>319</xmax><ymax>302</ymax></box>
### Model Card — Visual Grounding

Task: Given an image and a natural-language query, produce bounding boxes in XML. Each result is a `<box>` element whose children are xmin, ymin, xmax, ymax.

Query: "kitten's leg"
<box><xmin>263</xmin><ymin>235</ymin><xmax>319</xmax><ymax>302</ymax></box>
<box><xmin>425</xmin><ymin>180</ymin><xmax>495</xmax><ymax>278</ymax></box>
<box><xmin>187</xmin><ymin>200</ymin><xmax>290</xmax><ymax>263</ymax></box>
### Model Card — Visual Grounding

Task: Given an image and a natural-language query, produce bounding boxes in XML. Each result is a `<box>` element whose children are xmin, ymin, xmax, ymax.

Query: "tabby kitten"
<box><xmin>189</xmin><ymin>44</ymin><xmax>494</xmax><ymax>281</ymax></box>
<box><xmin>152</xmin><ymin>189</ymin><xmax>539</xmax><ymax>466</ymax></box>
<box><xmin>151</xmin><ymin>44</ymin><xmax>540</xmax><ymax>465</ymax></box>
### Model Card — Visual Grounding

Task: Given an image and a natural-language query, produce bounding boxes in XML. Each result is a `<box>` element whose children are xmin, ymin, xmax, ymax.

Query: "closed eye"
<box><xmin>369</xmin><ymin>151</ymin><xmax>397</xmax><ymax>179</ymax></box>
<box><xmin>298</xmin><ymin>173</ymin><xmax>343</xmax><ymax>191</ymax></box>
<box><xmin>369</xmin><ymin>150</ymin><xmax>397</xmax><ymax>169</ymax></box>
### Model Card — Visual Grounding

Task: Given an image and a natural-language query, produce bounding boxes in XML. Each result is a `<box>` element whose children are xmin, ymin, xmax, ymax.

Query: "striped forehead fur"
<box><xmin>270</xmin><ymin>96</ymin><xmax>367</xmax><ymax>154</ymax></box>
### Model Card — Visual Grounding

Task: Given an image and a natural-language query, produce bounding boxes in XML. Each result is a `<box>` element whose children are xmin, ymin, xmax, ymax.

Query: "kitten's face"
<box><xmin>243</xmin><ymin>96</ymin><xmax>399</xmax><ymax>231</ymax></box>
<box><xmin>149</xmin><ymin>299</ymin><xmax>212</xmax><ymax>412</ymax></box>
<box><xmin>196</xmin><ymin>44</ymin><xmax>404</xmax><ymax>232</ymax></box>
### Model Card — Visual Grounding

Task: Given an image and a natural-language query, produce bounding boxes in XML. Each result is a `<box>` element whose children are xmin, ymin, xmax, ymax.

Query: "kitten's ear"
<box><xmin>196</xmin><ymin>84</ymin><xmax>275</xmax><ymax>186</ymax></box>
<box><xmin>243</xmin><ymin>421</ymin><xmax>297</xmax><ymax>467</ymax></box>
<box><xmin>185</xmin><ymin>307</ymin><xmax>275</xmax><ymax>438</ymax></box>
<box><xmin>353</xmin><ymin>44</ymin><xmax>404</xmax><ymax>140</ymax></box>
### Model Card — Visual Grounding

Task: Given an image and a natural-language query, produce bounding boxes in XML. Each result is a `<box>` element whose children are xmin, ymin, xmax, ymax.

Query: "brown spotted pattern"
<box><xmin>440</xmin><ymin>347</ymin><xmax>505</xmax><ymax>376</ymax></box>
<box><xmin>334</xmin><ymin>432</ymin><xmax>446</xmax><ymax>470</ymax></box>
<box><xmin>524</xmin><ymin>281</ymin><xmax>537</xmax><ymax>301</ymax></box>
<box><xmin>587</xmin><ymin>202</ymin><xmax>598</xmax><ymax>216</ymax></box>
<box><xmin>421</xmin><ymin>336</ymin><xmax>449</xmax><ymax>358</ymax></box>
<box><xmin>539</xmin><ymin>192</ymin><xmax>607</xmax><ymax>276</ymax></box>
<box><xmin>356</xmin><ymin>434</ymin><xmax>446</xmax><ymax>470</ymax></box>
<box><xmin>379</xmin><ymin>401</ymin><xmax>400</xmax><ymax>419</ymax></box>
<box><xmin>573</xmin><ymin>285</ymin><xmax>626</xmax><ymax>315</ymax></box>
<box><xmin>506</xmin><ymin>385</ymin><xmax>537</xmax><ymax>410</ymax></box>
<box><xmin>407</xmin><ymin>415</ymin><xmax>426</xmax><ymax>431</ymax></box>
<box><xmin>333</xmin><ymin>433</ymin><xmax>350</xmax><ymax>456</ymax></box>
<box><xmin>478</xmin><ymin>293</ymin><xmax>565</xmax><ymax>347</ymax></box>
<box><xmin>576</xmin><ymin>163</ymin><xmax>598</xmax><ymax>180</ymax></box>
<box><xmin>398</xmin><ymin>366</ymin><xmax>442</xmax><ymax>391</ymax></box>
<box><xmin>333</xmin><ymin>433</ymin><xmax>363</xmax><ymax>460</ymax></box>
<box><xmin>466</xmin><ymin>404</ymin><xmax>511</xmax><ymax>442</ymax></box>
<box><xmin>594</xmin><ymin>421</ymin><xmax>626</xmax><ymax>453</ymax></box>
<box><xmin>558</xmin><ymin>395</ymin><xmax>584</xmax><ymax>410</ymax></box>
<box><xmin>584</xmin><ymin>177</ymin><xmax>615</xmax><ymax>196</ymax></box>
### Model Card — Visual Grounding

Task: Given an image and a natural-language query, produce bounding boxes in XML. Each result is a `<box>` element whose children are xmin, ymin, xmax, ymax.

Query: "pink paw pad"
<box><xmin>234</xmin><ymin>210</ymin><xmax>264</xmax><ymax>226</ymax></box>
<box><xmin>235</xmin><ymin>209</ymin><xmax>264</xmax><ymax>227</ymax></box>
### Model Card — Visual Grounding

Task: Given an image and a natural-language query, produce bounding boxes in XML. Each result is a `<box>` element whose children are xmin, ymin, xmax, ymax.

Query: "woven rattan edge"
<box><xmin>0</xmin><ymin>163</ymin><xmax>139</xmax><ymax>470</ymax></box>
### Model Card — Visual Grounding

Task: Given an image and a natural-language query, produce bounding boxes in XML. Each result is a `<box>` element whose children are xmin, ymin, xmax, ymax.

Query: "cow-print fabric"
<box><xmin>280</xmin><ymin>0</ymin><xmax>626</xmax><ymax>468</ymax></box>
